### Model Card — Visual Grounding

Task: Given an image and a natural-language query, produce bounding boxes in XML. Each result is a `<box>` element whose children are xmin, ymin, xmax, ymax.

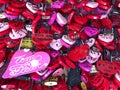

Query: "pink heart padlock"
<box><xmin>26</xmin><ymin>2</ymin><xmax>38</xmax><ymax>14</ymax></box>
<box><xmin>86</xmin><ymin>1</ymin><xmax>99</xmax><ymax>8</ymax></box>
<box><xmin>78</xmin><ymin>61</ymin><xmax>92</xmax><ymax>72</ymax></box>
<box><xmin>84</xmin><ymin>26</ymin><xmax>99</xmax><ymax>37</ymax></box>
<box><xmin>48</xmin><ymin>11</ymin><xmax>57</xmax><ymax>25</ymax></box>
<box><xmin>56</xmin><ymin>12</ymin><xmax>67</xmax><ymax>27</ymax></box>
<box><xmin>86</xmin><ymin>38</ymin><xmax>95</xmax><ymax>47</ymax></box>
<box><xmin>0</xmin><ymin>22</ymin><xmax>9</xmax><ymax>32</ymax></box>
<box><xmin>50</xmin><ymin>39</ymin><xmax>63</xmax><ymax>51</ymax></box>
<box><xmin>9</xmin><ymin>29</ymin><xmax>27</xmax><ymax>39</ymax></box>
<box><xmin>51</xmin><ymin>0</ymin><xmax>65</xmax><ymax>9</ymax></box>
<box><xmin>87</xmin><ymin>49</ymin><xmax>101</xmax><ymax>63</ymax></box>
<box><xmin>2</xmin><ymin>50</ymin><xmax>50</xmax><ymax>78</ymax></box>
<box><xmin>98</xmin><ymin>33</ymin><xmax>114</xmax><ymax>43</ymax></box>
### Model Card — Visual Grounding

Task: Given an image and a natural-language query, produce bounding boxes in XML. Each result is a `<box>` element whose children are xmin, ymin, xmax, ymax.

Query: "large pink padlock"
<box><xmin>48</xmin><ymin>11</ymin><xmax>57</xmax><ymax>25</ymax></box>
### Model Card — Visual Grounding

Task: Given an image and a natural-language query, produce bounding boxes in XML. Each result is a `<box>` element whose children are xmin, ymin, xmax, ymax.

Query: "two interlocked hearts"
<box><xmin>3</xmin><ymin>50</ymin><xmax>50</xmax><ymax>78</ymax></box>
<box><xmin>84</xmin><ymin>26</ymin><xmax>99</xmax><ymax>37</ymax></box>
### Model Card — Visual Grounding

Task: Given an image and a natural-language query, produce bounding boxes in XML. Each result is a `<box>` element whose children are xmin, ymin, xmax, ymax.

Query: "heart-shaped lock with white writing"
<box><xmin>86</xmin><ymin>38</ymin><xmax>95</xmax><ymax>47</ymax></box>
<box><xmin>98</xmin><ymin>33</ymin><xmax>114</xmax><ymax>43</ymax></box>
<box><xmin>2</xmin><ymin>50</ymin><xmax>50</xmax><ymax>78</ymax></box>
<box><xmin>50</xmin><ymin>39</ymin><xmax>63</xmax><ymax>51</ymax></box>
<box><xmin>0</xmin><ymin>22</ymin><xmax>9</xmax><ymax>32</ymax></box>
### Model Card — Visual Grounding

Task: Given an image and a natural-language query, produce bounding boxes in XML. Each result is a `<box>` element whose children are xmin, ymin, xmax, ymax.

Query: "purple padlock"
<box><xmin>48</xmin><ymin>11</ymin><xmax>57</xmax><ymax>25</ymax></box>
<box><xmin>78</xmin><ymin>61</ymin><xmax>92</xmax><ymax>72</ymax></box>
<box><xmin>84</xmin><ymin>26</ymin><xmax>99</xmax><ymax>37</ymax></box>
<box><xmin>51</xmin><ymin>0</ymin><xmax>65</xmax><ymax>9</ymax></box>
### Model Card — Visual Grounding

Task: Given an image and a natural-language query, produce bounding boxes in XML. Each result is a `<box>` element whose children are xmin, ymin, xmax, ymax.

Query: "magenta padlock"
<box><xmin>50</xmin><ymin>39</ymin><xmax>63</xmax><ymax>51</ymax></box>
<box><xmin>96</xmin><ymin>8</ymin><xmax>107</xmax><ymax>14</ymax></box>
<box><xmin>56</xmin><ymin>12</ymin><xmax>67</xmax><ymax>27</ymax></box>
<box><xmin>60</xmin><ymin>35</ymin><xmax>76</xmax><ymax>48</ymax></box>
<box><xmin>0</xmin><ymin>22</ymin><xmax>9</xmax><ymax>32</ymax></box>
<box><xmin>78</xmin><ymin>61</ymin><xmax>92</xmax><ymax>72</ymax></box>
<box><xmin>50</xmin><ymin>50</ymin><xmax>59</xmax><ymax>58</ymax></box>
<box><xmin>48</xmin><ymin>11</ymin><xmax>57</xmax><ymax>25</ymax></box>
<box><xmin>87</xmin><ymin>50</ymin><xmax>101</xmax><ymax>63</ymax></box>
<box><xmin>51</xmin><ymin>0</ymin><xmax>65</xmax><ymax>9</ymax></box>
<box><xmin>84</xmin><ymin>26</ymin><xmax>99</xmax><ymax>37</ymax></box>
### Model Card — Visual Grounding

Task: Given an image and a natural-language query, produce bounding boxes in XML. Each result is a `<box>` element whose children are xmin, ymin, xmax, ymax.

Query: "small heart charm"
<box><xmin>84</xmin><ymin>26</ymin><xmax>99</xmax><ymax>37</ymax></box>
<box><xmin>98</xmin><ymin>33</ymin><xmax>114</xmax><ymax>42</ymax></box>
<box><xmin>26</xmin><ymin>2</ymin><xmax>38</xmax><ymax>13</ymax></box>
<box><xmin>51</xmin><ymin>0</ymin><xmax>65</xmax><ymax>9</ymax></box>
<box><xmin>86</xmin><ymin>38</ymin><xmax>95</xmax><ymax>47</ymax></box>
<box><xmin>0</xmin><ymin>22</ymin><xmax>9</xmax><ymax>32</ymax></box>
<box><xmin>56</xmin><ymin>12</ymin><xmax>67</xmax><ymax>27</ymax></box>
<box><xmin>50</xmin><ymin>39</ymin><xmax>63</xmax><ymax>50</ymax></box>
<box><xmin>2</xmin><ymin>50</ymin><xmax>50</xmax><ymax>78</ymax></box>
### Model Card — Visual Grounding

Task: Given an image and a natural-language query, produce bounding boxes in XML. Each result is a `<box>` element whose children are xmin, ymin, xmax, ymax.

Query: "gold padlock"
<box><xmin>81</xmin><ymin>82</ymin><xmax>87</xmax><ymax>90</ymax></box>
<box><xmin>47</xmin><ymin>0</ymin><xmax>52</xmax><ymax>3</ymax></box>
<box><xmin>21</xmin><ymin>38</ymin><xmax>33</xmax><ymax>48</ymax></box>
<box><xmin>44</xmin><ymin>77</ymin><xmax>58</xmax><ymax>86</ymax></box>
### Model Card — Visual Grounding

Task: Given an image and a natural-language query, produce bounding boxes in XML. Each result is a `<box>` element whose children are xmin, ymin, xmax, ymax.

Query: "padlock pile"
<box><xmin>0</xmin><ymin>0</ymin><xmax>120</xmax><ymax>90</ymax></box>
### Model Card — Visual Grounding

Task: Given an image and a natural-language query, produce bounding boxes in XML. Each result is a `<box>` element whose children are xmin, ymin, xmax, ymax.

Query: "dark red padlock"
<box><xmin>96</xmin><ymin>60</ymin><xmax>118</xmax><ymax>76</ymax></box>
<box><xmin>76</xmin><ymin>0</ymin><xmax>88</xmax><ymax>8</ymax></box>
<box><xmin>92</xmin><ymin>20</ymin><xmax>102</xmax><ymax>29</ymax></box>
<box><xmin>48</xmin><ymin>59</ymin><xmax>60</xmax><ymax>70</ymax></box>
<box><xmin>68</xmin><ymin>23</ymin><xmax>82</xmax><ymax>32</ymax></box>
<box><xmin>68</xmin><ymin>44</ymin><xmax>89</xmax><ymax>62</ymax></box>
<box><xmin>74</xmin><ymin>15</ymin><xmax>88</xmax><ymax>25</ymax></box>
<box><xmin>89</xmin><ymin>73</ymin><xmax>104</xmax><ymax>87</ymax></box>
<box><xmin>101</xmin><ymin>18</ymin><xmax>112</xmax><ymax>30</ymax></box>
<box><xmin>68</xmin><ymin>31</ymin><xmax>80</xmax><ymax>40</ymax></box>
<box><xmin>51</xmin><ymin>23</ymin><xmax>64</xmax><ymax>34</ymax></box>
<box><xmin>8</xmin><ymin>20</ymin><xmax>24</xmax><ymax>30</ymax></box>
<box><xmin>79</xmin><ymin>31</ymin><xmax>89</xmax><ymax>40</ymax></box>
<box><xmin>60</xmin><ymin>4</ymin><xmax>73</xmax><ymax>14</ymax></box>
<box><xmin>4</xmin><ymin>36</ymin><xmax>21</xmax><ymax>48</ymax></box>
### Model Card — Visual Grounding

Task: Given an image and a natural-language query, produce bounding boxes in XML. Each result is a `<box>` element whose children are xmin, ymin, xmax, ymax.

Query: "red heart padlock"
<box><xmin>68</xmin><ymin>11</ymin><xmax>75</xmax><ymax>24</ymax></box>
<box><xmin>51</xmin><ymin>23</ymin><xmax>64</xmax><ymax>34</ymax></box>
<box><xmin>74</xmin><ymin>15</ymin><xmax>88</xmax><ymax>25</ymax></box>
<box><xmin>68</xmin><ymin>0</ymin><xmax>77</xmax><ymax>5</ymax></box>
<box><xmin>68</xmin><ymin>23</ymin><xmax>82</xmax><ymax>32</ymax></box>
<box><xmin>92</xmin><ymin>20</ymin><xmax>102</xmax><ymax>29</ymax></box>
<box><xmin>79</xmin><ymin>31</ymin><xmax>89</xmax><ymax>40</ymax></box>
<box><xmin>8</xmin><ymin>20</ymin><xmax>24</xmax><ymax>30</ymax></box>
<box><xmin>96</xmin><ymin>0</ymin><xmax>111</xmax><ymax>6</ymax></box>
<box><xmin>89</xmin><ymin>73</ymin><xmax>104</xmax><ymax>87</ymax></box>
<box><xmin>60</xmin><ymin>4</ymin><xmax>73</xmax><ymax>14</ymax></box>
<box><xmin>37</xmin><ymin>8</ymin><xmax>53</xmax><ymax>16</ymax></box>
<box><xmin>4</xmin><ymin>37</ymin><xmax>21</xmax><ymax>48</ymax></box>
<box><xmin>68</xmin><ymin>44</ymin><xmax>89</xmax><ymax>62</ymax></box>
<box><xmin>63</xmin><ymin>56</ymin><xmax>76</xmax><ymax>69</ymax></box>
<box><xmin>48</xmin><ymin>59</ymin><xmax>60</xmax><ymax>70</ymax></box>
<box><xmin>68</xmin><ymin>31</ymin><xmax>80</xmax><ymax>40</ymax></box>
<box><xmin>0</xmin><ymin>29</ymin><xmax>10</xmax><ymax>36</ymax></box>
<box><xmin>22</xmin><ymin>9</ymin><xmax>35</xmax><ymax>20</ymax></box>
<box><xmin>96</xmin><ymin>60</ymin><xmax>118</xmax><ymax>76</ymax></box>
<box><xmin>76</xmin><ymin>0</ymin><xmax>88</xmax><ymax>8</ymax></box>
<box><xmin>101</xmin><ymin>18</ymin><xmax>112</xmax><ymax>30</ymax></box>
<box><xmin>58</xmin><ymin>56</ymin><xmax>69</xmax><ymax>68</ymax></box>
